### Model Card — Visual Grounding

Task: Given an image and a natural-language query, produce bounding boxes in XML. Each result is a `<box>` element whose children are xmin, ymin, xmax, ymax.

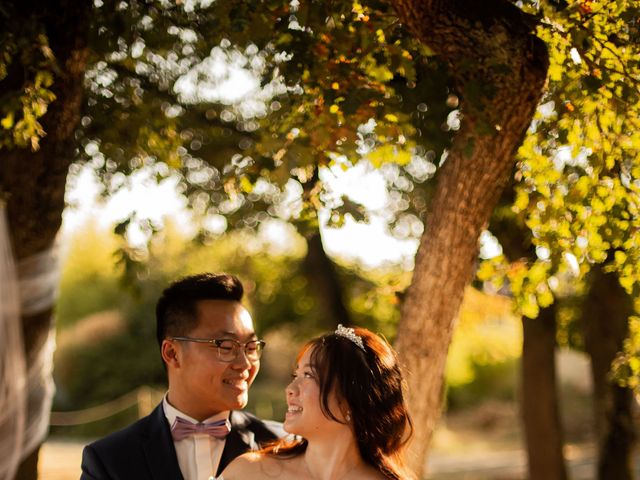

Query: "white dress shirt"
<box><xmin>163</xmin><ymin>394</ymin><xmax>230</xmax><ymax>480</ymax></box>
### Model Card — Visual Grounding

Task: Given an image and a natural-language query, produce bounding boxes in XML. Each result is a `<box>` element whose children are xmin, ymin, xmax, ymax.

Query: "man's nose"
<box><xmin>231</xmin><ymin>347</ymin><xmax>253</xmax><ymax>369</ymax></box>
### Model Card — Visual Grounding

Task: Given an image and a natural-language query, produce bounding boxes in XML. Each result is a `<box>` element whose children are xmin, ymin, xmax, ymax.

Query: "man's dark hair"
<box><xmin>155</xmin><ymin>273</ymin><xmax>244</xmax><ymax>346</ymax></box>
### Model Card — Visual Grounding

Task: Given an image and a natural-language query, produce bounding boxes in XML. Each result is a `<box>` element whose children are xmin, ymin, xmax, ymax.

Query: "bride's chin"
<box><xmin>283</xmin><ymin>421</ymin><xmax>300</xmax><ymax>435</ymax></box>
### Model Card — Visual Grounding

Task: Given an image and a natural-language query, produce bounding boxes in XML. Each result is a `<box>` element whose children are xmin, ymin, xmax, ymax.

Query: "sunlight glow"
<box><xmin>62</xmin><ymin>164</ymin><xmax>419</xmax><ymax>268</ymax></box>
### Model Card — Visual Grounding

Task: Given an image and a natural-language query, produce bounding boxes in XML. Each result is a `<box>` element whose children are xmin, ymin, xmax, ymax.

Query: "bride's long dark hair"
<box><xmin>263</xmin><ymin>327</ymin><xmax>415</xmax><ymax>480</ymax></box>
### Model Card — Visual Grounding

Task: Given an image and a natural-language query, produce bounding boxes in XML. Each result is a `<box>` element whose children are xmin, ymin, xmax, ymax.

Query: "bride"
<box><xmin>219</xmin><ymin>325</ymin><xmax>415</xmax><ymax>479</ymax></box>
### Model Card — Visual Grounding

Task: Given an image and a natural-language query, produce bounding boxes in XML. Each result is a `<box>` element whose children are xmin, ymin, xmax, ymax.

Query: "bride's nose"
<box><xmin>286</xmin><ymin>379</ymin><xmax>296</xmax><ymax>396</ymax></box>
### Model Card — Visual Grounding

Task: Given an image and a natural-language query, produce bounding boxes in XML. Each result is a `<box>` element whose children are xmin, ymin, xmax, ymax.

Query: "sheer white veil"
<box><xmin>0</xmin><ymin>203</ymin><xmax>58</xmax><ymax>480</ymax></box>
<box><xmin>0</xmin><ymin>203</ymin><xmax>26</xmax><ymax>480</ymax></box>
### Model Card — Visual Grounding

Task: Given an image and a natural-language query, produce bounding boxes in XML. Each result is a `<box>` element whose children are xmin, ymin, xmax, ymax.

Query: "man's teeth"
<box><xmin>288</xmin><ymin>406</ymin><xmax>303</xmax><ymax>413</ymax></box>
<box><xmin>224</xmin><ymin>379</ymin><xmax>246</xmax><ymax>386</ymax></box>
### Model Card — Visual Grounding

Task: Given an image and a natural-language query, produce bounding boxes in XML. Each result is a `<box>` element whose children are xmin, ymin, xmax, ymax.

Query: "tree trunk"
<box><xmin>582</xmin><ymin>264</ymin><xmax>635</xmax><ymax>480</ymax></box>
<box><xmin>521</xmin><ymin>306</ymin><xmax>567</xmax><ymax>480</ymax></box>
<box><xmin>302</xmin><ymin>231</ymin><xmax>351</xmax><ymax>328</ymax></box>
<box><xmin>0</xmin><ymin>2</ymin><xmax>91</xmax><ymax>478</ymax></box>
<box><xmin>490</xmin><ymin>185</ymin><xmax>568</xmax><ymax>479</ymax></box>
<box><xmin>391</xmin><ymin>1</ymin><xmax>549</xmax><ymax>475</ymax></box>
<box><xmin>598</xmin><ymin>386</ymin><xmax>635</xmax><ymax>480</ymax></box>
<box><xmin>299</xmin><ymin>165</ymin><xmax>351</xmax><ymax>329</ymax></box>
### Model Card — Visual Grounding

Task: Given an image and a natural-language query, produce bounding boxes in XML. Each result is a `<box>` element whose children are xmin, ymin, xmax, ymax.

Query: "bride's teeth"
<box><xmin>288</xmin><ymin>406</ymin><xmax>303</xmax><ymax>413</ymax></box>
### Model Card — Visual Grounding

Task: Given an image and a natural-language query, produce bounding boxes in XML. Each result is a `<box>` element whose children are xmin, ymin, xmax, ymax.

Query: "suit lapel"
<box><xmin>142</xmin><ymin>404</ymin><xmax>184</xmax><ymax>480</ymax></box>
<box><xmin>137</xmin><ymin>406</ymin><xmax>265</xmax><ymax>478</ymax></box>
<box><xmin>216</xmin><ymin>411</ymin><xmax>254</xmax><ymax>476</ymax></box>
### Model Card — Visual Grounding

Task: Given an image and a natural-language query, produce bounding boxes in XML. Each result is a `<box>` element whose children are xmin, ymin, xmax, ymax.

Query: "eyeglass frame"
<box><xmin>170</xmin><ymin>336</ymin><xmax>266</xmax><ymax>363</ymax></box>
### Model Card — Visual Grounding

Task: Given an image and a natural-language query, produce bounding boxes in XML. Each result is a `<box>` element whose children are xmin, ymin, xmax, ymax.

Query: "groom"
<box><xmin>81</xmin><ymin>273</ymin><xmax>282</xmax><ymax>479</ymax></box>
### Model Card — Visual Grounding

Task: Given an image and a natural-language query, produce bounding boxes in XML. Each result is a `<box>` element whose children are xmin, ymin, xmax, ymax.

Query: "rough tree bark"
<box><xmin>391</xmin><ymin>0</ymin><xmax>549</xmax><ymax>475</ymax></box>
<box><xmin>0</xmin><ymin>1</ymin><xmax>91</xmax><ymax>478</ymax></box>
<box><xmin>582</xmin><ymin>263</ymin><xmax>635</xmax><ymax>480</ymax></box>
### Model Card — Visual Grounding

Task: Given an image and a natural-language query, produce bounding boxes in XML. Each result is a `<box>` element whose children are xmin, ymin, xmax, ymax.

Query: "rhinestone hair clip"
<box><xmin>334</xmin><ymin>324</ymin><xmax>366</xmax><ymax>351</ymax></box>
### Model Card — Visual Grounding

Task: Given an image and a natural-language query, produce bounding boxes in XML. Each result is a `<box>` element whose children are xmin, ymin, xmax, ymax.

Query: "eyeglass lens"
<box><xmin>217</xmin><ymin>339</ymin><xmax>263</xmax><ymax>361</ymax></box>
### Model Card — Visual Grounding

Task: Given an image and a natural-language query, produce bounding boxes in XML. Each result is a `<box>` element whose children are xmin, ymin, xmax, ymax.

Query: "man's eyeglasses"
<box><xmin>170</xmin><ymin>336</ymin><xmax>265</xmax><ymax>363</ymax></box>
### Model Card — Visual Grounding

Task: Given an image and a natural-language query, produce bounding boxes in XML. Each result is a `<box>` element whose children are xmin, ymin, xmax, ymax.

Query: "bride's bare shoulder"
<box><xmin>221</xmin><ymin>453</ymin><xmax>291</xmax><ymax>479</ymax></box>
<box><xmin>220</xmin><ymin>452</ymin><xmax>262</xmax><ymax>478</ymax></box>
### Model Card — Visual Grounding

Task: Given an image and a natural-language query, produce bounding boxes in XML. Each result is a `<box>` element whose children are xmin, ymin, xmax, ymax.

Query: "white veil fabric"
<box><xmin>18</xmin><ymin>247</ymin><xmax>58</xmax><ymax>461</ymax></box>
<box><xmin>0</xmin><ymin>204</ymin><xmax>59</xmax><ymax>480</ymax></box>
<box><xmin>0</xmin><ymin>204</ymin><xmax>26</xmax><ymax>480</ymax></box>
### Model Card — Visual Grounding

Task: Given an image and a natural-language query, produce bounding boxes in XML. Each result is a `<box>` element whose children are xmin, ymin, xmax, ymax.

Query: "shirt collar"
<box><xmin>162</xmin><ymin>392</ymin><xmax>230</xmax><ymax>427</ymax></box>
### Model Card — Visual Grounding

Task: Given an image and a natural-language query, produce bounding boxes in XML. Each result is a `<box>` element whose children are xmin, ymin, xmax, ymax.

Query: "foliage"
<box><xmin>4</xmin><ymin>1</ymin><xmax>637</xmax><ymax>316</ymax></box>
<box><xmin>446</xmin><ymin>288</ymin><xmax>521</xmax><ymax>388</ymax></box>
<box><xmin>447</xmin><ymin>360</ymin><xmax>520</xmax><ymax>410</ymax></box>
<box><xmin>65</xmin><ymin>0</ymin><xmax>454</xmax><ymax>250</ymax></box>
<box><xmin>494</xmin><ymin>0</ymin><xmax>640</xmax><ymax>316</ymax></box>
<box><xmin>475</xmin><ymin>0</ymin><xmax>640</xmax><ymax>391</ymax></box>
<box><xmin>347</xmin><ymin>267</ymin><xmax>407</xmax><ymax>340</ymax></box>
<box><xmin>60</xmin><ymin>0</ymin><xmax>640</xmax><ymax>324</ymax></box>
<box><xmin>0</xmin><ymin>5</ymin><xmax>58</xmax><ymax>151</ymax></box>
<box><xmin>56</xmin><ymin>221</ymin><xmax>122</xmax><ymax>328</ymax></box>
<box><xmin>3</xmin><ymin>0</ymin><xmax>450</xmax><ymax>295</ymax></box>
<box><xmin>612</xmin><ymin>315</ymin><xmax>640</xmax><ymax>390</ymax></box>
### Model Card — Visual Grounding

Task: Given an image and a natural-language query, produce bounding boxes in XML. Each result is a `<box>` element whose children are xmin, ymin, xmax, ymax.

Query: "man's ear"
<box><xmin>161</xmin><ymin>339</ymin><xmax>180</xmax><ymax>368</ymax></box>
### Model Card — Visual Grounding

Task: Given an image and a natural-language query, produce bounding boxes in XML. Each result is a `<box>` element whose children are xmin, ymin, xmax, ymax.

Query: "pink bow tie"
<box><xmin>170</xmin><ymin>416</ymin><xmax>231</xmax><ymax>441</ymax></box>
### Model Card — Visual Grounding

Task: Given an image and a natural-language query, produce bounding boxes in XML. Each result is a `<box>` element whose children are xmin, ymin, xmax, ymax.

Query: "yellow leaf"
<box><xmin>352</xmin><ymin>1</ymin><xmax>364</xmax><ymax>15</ymax></box>
<box><xmin>477</xmin><ymin>261</ymin><xmax>496</xmax><ymax>281</ymax></box>
<box><xmin>620</xmin><ymin>276</ymin><xmax>634</xmax><ymax>294</ymax></box>
<box><xmin>239</xmin><ymin>176</ymin><xmax>253</xmax><ymax>193</ymax></box>
<box><xmin>615</xmin><ymin>250</ymin><xmax>627</xmax><ymax>266</ymax></box>
<box><xmin>1</xmin><ymin>113</ymin><xmax>14</xmax><ymax>129</ymax></box>
<box><xmin>538</xmin><ymin>288</ymin><xmax>554</xmax><ymax>308</ymax></box>
<box><xmin>549</xmin><ymin>63</ymin><xmax>563</xmax><ymax>82</ymax></box>
<box><xmin>521</xmin><ymin>300</ymin><xmax>539</xmax><ymax>319</ymax></box>
<box><xmin>513</xmin><ymin>191</ymin><xmax>529</xmax><ymax>212</ymax></box>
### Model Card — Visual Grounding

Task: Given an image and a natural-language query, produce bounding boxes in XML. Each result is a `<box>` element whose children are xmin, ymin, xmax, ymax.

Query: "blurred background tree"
<box><xmin>479</xmin><ymin>1</ymin><xmax>640</xmax><ymax>477</ymax></box>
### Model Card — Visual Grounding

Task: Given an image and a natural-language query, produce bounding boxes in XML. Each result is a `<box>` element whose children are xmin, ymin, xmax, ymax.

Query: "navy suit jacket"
<box><xmin>80</xmin><ymin>403</ymin><xmax>282</xmax><ymax>479</ymax></box>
